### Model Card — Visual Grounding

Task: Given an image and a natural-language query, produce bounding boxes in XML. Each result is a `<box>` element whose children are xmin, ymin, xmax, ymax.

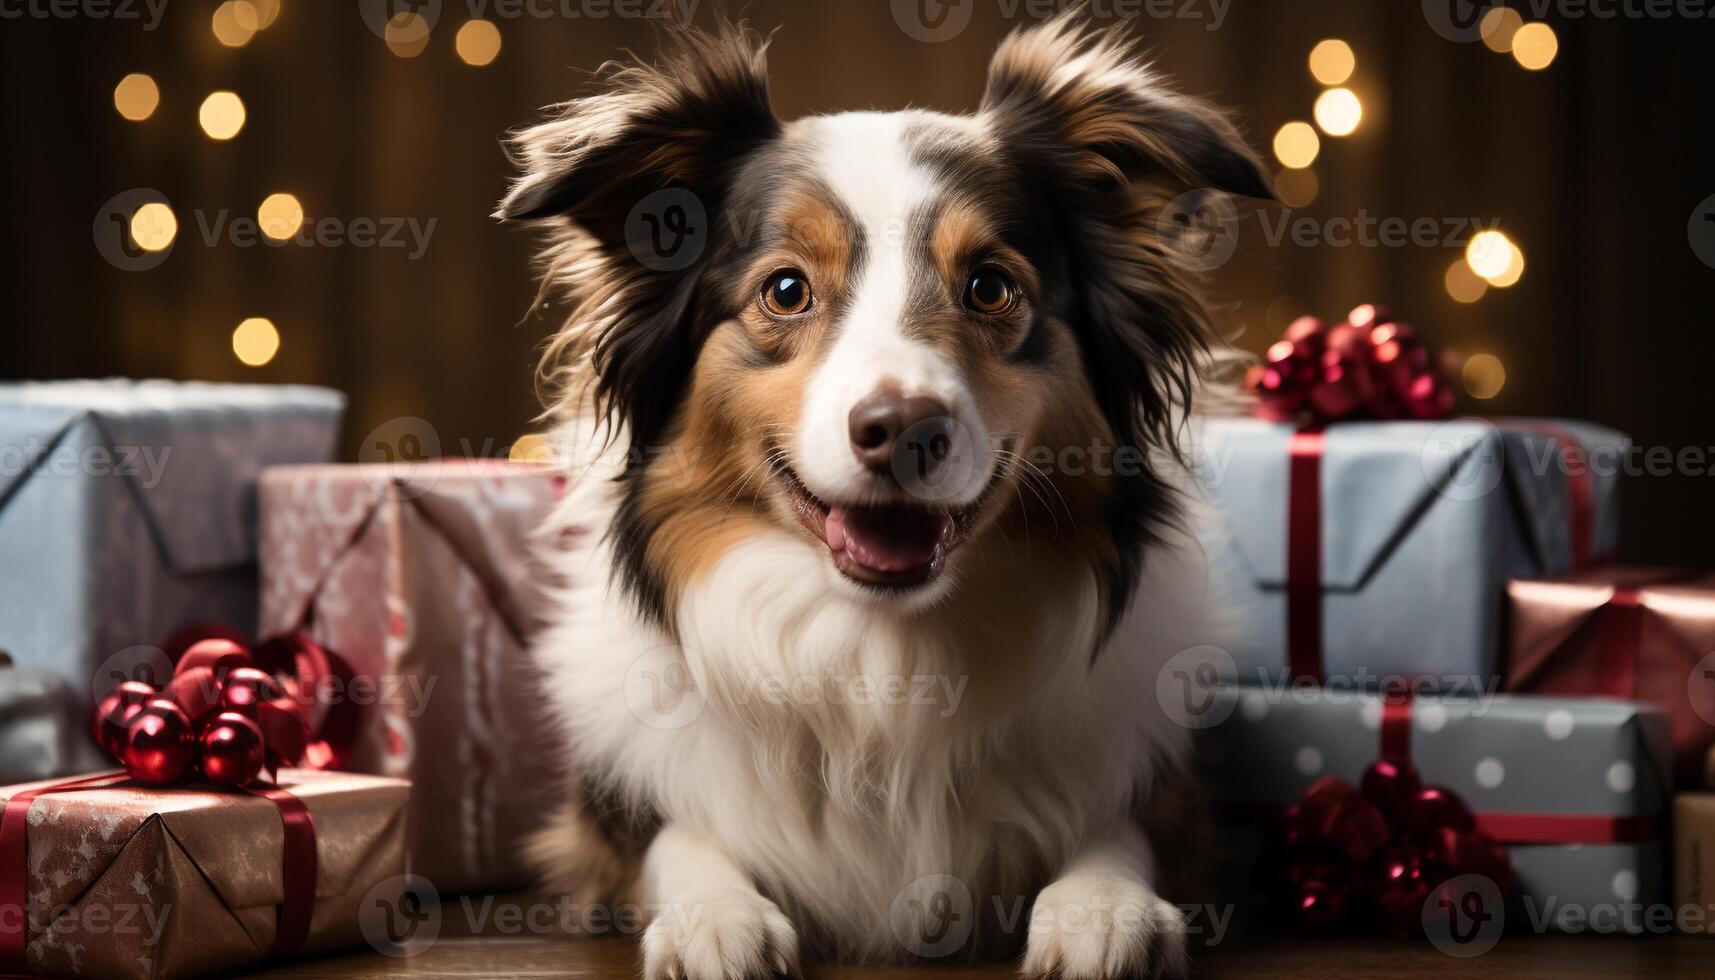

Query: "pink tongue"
<box><xmin>825</xmin><ymin>506</ymin><xmax>950</xmax><ymax>572</ymax></box>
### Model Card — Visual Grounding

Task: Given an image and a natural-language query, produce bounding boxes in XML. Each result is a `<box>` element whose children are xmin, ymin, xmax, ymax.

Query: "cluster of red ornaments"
<box><xmin>1246</xmin><ymin>305</ymin><xmax>1456</xmax><ymax>425</ymax></box>
<box><xmin>91</xmin><ymin>638</ymin><xmax>309</xmax><ymax>788</ymax></box>
<box><xmin>1280</xmin><ymin>759</ymin><xmax>1514</xmax><ymax>938</ymax></box>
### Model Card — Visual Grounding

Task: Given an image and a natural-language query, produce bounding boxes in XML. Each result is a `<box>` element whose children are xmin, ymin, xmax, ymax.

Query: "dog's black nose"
<box><xmin>848</xmin><ymin>391</ymin><xmax>954</xmax><ymax>479</ymax></box>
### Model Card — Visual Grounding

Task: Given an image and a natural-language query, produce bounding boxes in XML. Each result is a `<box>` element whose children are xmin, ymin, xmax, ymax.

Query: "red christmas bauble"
<box><xmin>1360</xmin><ymin>758</ymin><xmax>1423</xmax><ymax>817</ymax></box>
<box><xmin>199</xmin><ymin>711</ymin><xmax>265</xmax><ymax>788</ymax></box>
<box><xmin>1404</xmin><ymin>785</ymin><xmax>1477</xmax><ymax>836</ymax></box>
<box><xmin>1283</xmin><ymin>316</ymin><xmax>1330</xmax><ymax>348</ymax></box>
<box><xmin>123</xmin><ymin>699</ymin><xmax>193</xmax><ymax>785</ymax></box>
<box><xmin>92</xmin><ymin>681</ymin><xmax>157</xmax><ymax>757</ymax></box>
<box><xmin>1297</xmin><ymin>878</ymin><xmax>1348</xmax><ymax>931</ymax></box>
<box><xmin>219</xmin><ymin>666</ymin><xmax>283</xmax><ymax>716</ymax></box>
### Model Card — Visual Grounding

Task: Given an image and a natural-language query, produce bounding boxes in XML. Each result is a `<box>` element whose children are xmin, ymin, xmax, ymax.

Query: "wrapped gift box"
<box><xmin>0</xmin><ymin>768</ymin><xmax>408</xmax><ymax>979</ymax></box>
<box><xmin>0</xmin><ymin>380</ymin><xmax>344</xmax><ymax>709</ymax></box>
<box><xmin>1677</xmin><ymin>794</ymin><xmax>1715</xmax><ymax>934</ymax></box>
<box><xmin>1195</xmin><ymin>417</ymin><xmax>1625</xmax><ymax>688</ymax></box>
<box><xmin>1508</xmin><ymin>568</ymin><xmax>1715</xmax><ymax>786</ymax></box>
<box><xmin>0</xmin><ymin>653</ymin><xmax>76</xmax><ymax>783</ymax></box>
<box><xmin>1196</xmin><ymin>690</ymin><xmax>1672</xmax><ymax>934</ymax></box>
<box><xmin>259</xmin><ymin>459</ymin><xmax>564</xmax><ymax>893</ymax></box>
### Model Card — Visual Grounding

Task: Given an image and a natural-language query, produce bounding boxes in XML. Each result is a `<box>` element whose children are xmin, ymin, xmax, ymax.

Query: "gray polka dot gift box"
<box><xmin>1195</xmin><ymin>688</ymin><xmax>1673</xmax><ymax>935</ymax></box>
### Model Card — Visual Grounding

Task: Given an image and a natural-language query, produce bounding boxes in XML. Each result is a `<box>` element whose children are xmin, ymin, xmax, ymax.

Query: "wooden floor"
<box><xmin>247</xmin><ymin>915</ymin><xmax>1715</xmax><ymax>979</ymax></box>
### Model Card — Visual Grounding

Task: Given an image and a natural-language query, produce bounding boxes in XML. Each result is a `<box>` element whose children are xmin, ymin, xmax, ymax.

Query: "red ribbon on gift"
<box><xmin>1253</xmin><ymin>306</ymin><xmax>1604</xmax><ymax>682</ymax></box>
<box><xmin>0</xmin><ymin>773</ymin><xmax>318</xmax><ymax>971</ymax></box>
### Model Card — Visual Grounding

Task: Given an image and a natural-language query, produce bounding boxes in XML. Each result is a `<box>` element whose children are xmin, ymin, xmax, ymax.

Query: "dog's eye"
<box><xmin>760</xmin><ymin>271</ymin><xmax>812</xmax><ymax>317</ymax></box>
<box><xmin>964</xmin><ymin>268</ymin><xmax>1018</xmax><ymax>315</ymax></box>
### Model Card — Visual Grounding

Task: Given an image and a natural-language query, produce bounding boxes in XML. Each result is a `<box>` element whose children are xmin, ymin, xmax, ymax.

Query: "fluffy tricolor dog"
<box><xmin>499</xmin><ymin>13</ymin><xmax>1270</xmax><ymax>979</ymax></box>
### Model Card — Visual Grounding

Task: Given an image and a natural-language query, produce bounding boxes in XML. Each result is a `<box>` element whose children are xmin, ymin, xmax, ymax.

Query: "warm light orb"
<box><xmin>1273</xmin><ymin>121</ymin><xmax>1320</xmax><ymax>169</ymax></box>
<box><xmin>129</xmin><ymin>202</ymin><xmax>177</xmax><ymax>252</ymax></box>
<box><xmin>232</xmin><ymin>318</ymin><xmax>281</xmax><ymax>367</ymax></box>
<box><xmin>1465</xmin><ymin>230</ymin><xmax>1518</xmax><ymax>280</ymax></box>
<box><xmin>1462</xmin><ymin>354</ymin><xmax>1507</xmax><ymax>399</ymax></box>
<box><xmin>212</xmin><ymin>1</ymin><xmax>258</xmax><ymax>47</ymax></box>
<box><xmin>385</xmin><ymin>12</ymin><xmax>431</xmax><ymax>58</ymax></box>
<box><xmin>198</xmin><ymin>91</ymin><xmax>247</xmax><ymax>140</ymax></box>
<box><xmin>1481</xmin><ymin>7</ymin><xmax>1525</xmax><ymax>53</ymax></box>
<box><xmin>258</xmin><ymin>193</ymin><xmax>304</xmax><ymax>241</ymax></box>
<box><xmin>1308</xmin><ymin>39</ymin><xmax>1355</xmax><ymax>86</ymax></box>
<box><xmin>1313</xmin><ymin>88</ymin><xmax>1363</xmax><ymax>137</ymax></box>
<box><xmin>250</xmin><ymin>0</ymin><xmax>281</xmax><ymax>29</ymax></box>
<box><xmin>1444</xmin><ymin>259</ymin><xmax>1489</xmax><ymax>304</ymax></box>
<box><xmin>1275</xmin><ymin>168</ymin><xmax>1318</xmax><ymax>208</ymax></box>
<box><xmin>508</xmin><ymin>434</ymin><xmax>554</xmax><ymax>464</ymax></box>
<box><xmin>1488</xmin><ymin>243</ymin><xmax>1526</xmax><ymax>288</ymax></box>
<box><xmin>1512</xmin><ymin>22</ymin><xmax>1559</xmax><ymax>70</ymax></box>
<box><xmin>113</xmin><ymin>73</ymin><xmax>159</xmax><ymax>121</ymax></box>
<box><xmin>455</xmin><ymin>19</ymin><xmax>502</xmax><ymax>67</ymax></box>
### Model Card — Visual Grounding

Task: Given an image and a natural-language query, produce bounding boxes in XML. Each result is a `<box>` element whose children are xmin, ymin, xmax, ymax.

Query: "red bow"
<box><xmin>90</xmin><ymin>626</ymin><xmax>355</xmax><ymax>787</ymax></box>
<box><xmin>1246</xmin><ymin>305</ymin><xmax>1455</xmax><ymax>425</ymax></box>
<box><xmin>1280</xmin><ymin>759</ymin><xmax>1515</xmax><ymax>938</ymax></box>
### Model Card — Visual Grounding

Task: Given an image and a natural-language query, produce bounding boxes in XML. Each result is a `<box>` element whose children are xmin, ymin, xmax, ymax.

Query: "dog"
<box><xmin>498</xmin><ymin>11</ymin><xmax>1271</xmax><ymax>978</ymax></box>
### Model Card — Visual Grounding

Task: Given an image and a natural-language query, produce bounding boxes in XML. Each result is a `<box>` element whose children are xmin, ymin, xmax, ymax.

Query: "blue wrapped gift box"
<box><xmin>1194</xmin><ymin>417</ymin><xmax>1626</xmax><ymax>688</ymax></box>
<box><xmin>0</xmin><ymin>380</ymin><xmax>343</xmax><ymax>720</ymax></box>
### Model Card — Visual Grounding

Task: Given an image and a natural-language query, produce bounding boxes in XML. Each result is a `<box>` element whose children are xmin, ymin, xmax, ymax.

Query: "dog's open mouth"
<box><xmin>775</xmin><ymin>461</ymin><xmax>991</xmax><ymax>590</ymax></box>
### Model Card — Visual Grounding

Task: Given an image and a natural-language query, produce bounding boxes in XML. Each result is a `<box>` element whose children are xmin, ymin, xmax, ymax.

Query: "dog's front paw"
<box><xmin>642</xmin><ymin>889</ymin><xmax>799</xmax><ymax>980</ymax></box>
<box><xmin>1021</xmin><ymin>872</ymin><xmax>1187</xmax><ymax>980</ymax></box>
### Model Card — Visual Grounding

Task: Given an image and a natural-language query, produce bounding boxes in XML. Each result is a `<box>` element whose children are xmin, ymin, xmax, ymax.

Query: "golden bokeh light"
<box><xmin>1488</xmin><ymin>243</ymin><xmax>1526</xmax><ymax>287</ymax></box>
<box><xmin>1481</xmin><ymin>7</ymin><xmax>1524</xmax><ymax>53</ymax></box>
<box><xmin>1512</xmin><ymin>22</ymin><xmax>1559</xmax><ymax>70</ymax></box>
<box><xmin>1275</xmin><ymin>168</ymin><xmax>1319</xmax><ymax>208</ymax></box>
<box><xmin>113</xmin><ymin>73</ymin><xmax>159</xmax><ymax>121</ymax></box>
<box><xmin>1444</xmin><ymin>259</ymin><xmax>1489</xmax><ymax>304</ymax></box>
<box><xmin>1273</xmin><ymin>121</ymin><xmax>1320</xmax><ymax>169</ymax></box>
<box><xmin>1308</xmin><ymin>39</ymin><xmax>1355</xmax><ymax>86</ymax></box>
<box><xmin>508</xmin><ymin>434</ymin><xmax>554</xmax><ymax>464</ymax></box>
<box><xmin>385</xmin><ymin>12</ymin><xmax>431</xmax><ymax>58</ymax></box>
<box><xmin>129</xmin><ymin>202</ymin><xmax>177</xmax><ymax>253</ymax></box>
<box><xmin>232</xmin><ymin>318</ymin><xmax>281</xmax><ymax>368</ymax></box>
<box><xmin>455</xmin><ymin>19</ymin><xmax>502</xmax><ymax>67</ymax></box>
<box><xmin>1465</xmin><ymin>230</ymin><xmax>1518</xmax><ymax>280</ymax></box>
<box><xmin>258</xmin><ymin>193</ymin><xmax>305</xmax><ymax>241</ymax></box>
<box><xmin>1462</xmin><ymin>354</ymin><xmax>1507</xmax><ymax>400</ymax></box>
<box><xmin>250</xmin><ymin>0</ymin><xmax>281</xmax><ymax>29</ymax></box>
<box><xmin>198</xmin><ymin>91</ymin><xmax>247</xmax><ymax>140</ymax></box>
<box><xmin>1313</xmin><ymin>88</ymin><xmax>1363</xmax><ymax>137</ymax></box>
<box><xmin>212</xmin><ymin>1</ymin><xmax>258</xmax><ymax>47</ymax></box>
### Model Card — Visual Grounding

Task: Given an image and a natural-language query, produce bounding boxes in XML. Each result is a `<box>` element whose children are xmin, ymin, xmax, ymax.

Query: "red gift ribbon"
<box><xmin>0</xmin><ymin>773</ymin><xmax>318</xmax><ymax>970</ymax></box>
<box><xmin>1518</xmin><ymin>422</ymin><xmax>1600</xmax><ymax>571</ymax></box>
<box><xmin>1287</xmin><ymin>431</ymin><xmax>1327</xmax><ymax>684</ymax></box>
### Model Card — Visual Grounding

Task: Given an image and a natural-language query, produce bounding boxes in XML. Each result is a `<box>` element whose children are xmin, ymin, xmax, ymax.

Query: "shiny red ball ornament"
<box><xmin>123</xmin><ymin>699</ymin><xmax>193</xmax><ymax>785</ymax></box>
<box><xmin>92</xmin><ymin>680</ymin><xmax>157</xmax><ymax>757</ymax></box>
<box><xmin>1297</xmin><ymin>878</ymin><xmax>1348</xmax><ymax>932</ymax></box>
<box><xmin>199</xmin><ymin>711</ymin><xmax>266</xmax><ymax>788</ymax></box>
<box><xmin>1404</xmin><ymin>785</ymin><xmax>1476</xmax><ymax>836</ymax></box>
<box><xmin>219</xmin><ymin>666</ymin><xmax>283</xmax><ymax>716</ymax></box>
<box><xmin>1360</xmin><ymin>758</ymin><xmax>1423</xmax><ymax>817</ymax></box>
<box><xmin>1283</xmin><ymin>315</ymin><xmax>1330</xmax><ymax>348</ymax></box>
<box><xmin>1375</xmin><ymin>878</ymin><xmax>1431</xmax><ymax>939</ymax></box>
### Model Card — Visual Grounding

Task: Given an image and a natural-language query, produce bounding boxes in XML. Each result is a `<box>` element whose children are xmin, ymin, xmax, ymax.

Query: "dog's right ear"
<box><xmin>496</xmin><ymin>22</ymin><xmax>778</xmax><ymax>241</ymax></box>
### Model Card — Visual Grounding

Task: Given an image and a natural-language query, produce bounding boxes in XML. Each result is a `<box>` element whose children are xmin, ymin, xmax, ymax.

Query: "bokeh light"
<box><xmin>129</xmin><ymin>202</ymin><xmax>177</xmax><ymax>252</ymax></box>
<box><xmin>258</xmin><ymin>193</ymin><xmax>304</xmax><ymax>241</ymax></box>
<box><xmin>1512</xmin><ymin>23</ymin><xmax>1559</xmax><ymax>70</ymax></box>
<box><xmin>1313</xmin><ymin>88</ymin><xmax>1363</xmax><ymax>137</ymax></box>
<box><xmin>198</xmin><ymin>91</ymin><xmax>246</xmax><ymax>140</ymax></box>
<box><xmin>508</xmin><ymin>433</ymin><xmax>554</xmax><ymax>464</ymax></box>
<box><xmin>232</xmin><ymin>318</ymin><xmax>281</xmax><ymax>367</ymax></box>
<box><xmin>1488</xmin><ymin>244</ymin><xmax>1526</xmax><ymax>288</ymax></box>
<box><xmin>1481</xmin><ymin>7</ymin><xmax>1525</xmax><ymax>53</ymax></box>
<box><xmin>212</xmin><ymin>1</ymin><xmax>258</xmax><ymax>48</ymax></box>
<box><xmin>1445</xmin><ymin>259</ymin><xmax>1489</xmax><ymax>304</ymax></box>
<box><xmin>1308</xmin><ymin>39</ymin><xmax>1355</xmax><ymax>86</ymax></box>
<box><xmin>113</xmin><ymin>73</ymin><xmax>159</xmax><ymax>121</ymax></box>
<box><xmin>1466</xmin><ymin>230</ymin><xmax>1519</xmax><ymax>281</ymax></box>
<box><xmin>1273</xmin><ymin>121</ymin><xmax>1320</xmax><ymax>169</ymax></box>
<box><xmin>250</xmin><ymin>0</ymin><xmax>281</xmax><ymax>29</ymax></box>
<box><xmin>455</xmin><ymin>19</ymin><xmax>502</xmax><ymax>67</ymax></box>
<box><xmin>385</xmin><ymin>12</ymin><xmax>431</xmax><ymax>58</ymax></box>
<box><xmin>1462</xmin><ymin>354</ymin><xmax>1507</xmax><ymax>399</ymax></box>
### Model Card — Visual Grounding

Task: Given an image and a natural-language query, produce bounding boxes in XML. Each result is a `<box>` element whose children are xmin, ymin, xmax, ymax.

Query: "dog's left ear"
<box><xmin>980</xmin><ymin>15</ymin><xmax>1273</xmax><ymax>202</ymax></box>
